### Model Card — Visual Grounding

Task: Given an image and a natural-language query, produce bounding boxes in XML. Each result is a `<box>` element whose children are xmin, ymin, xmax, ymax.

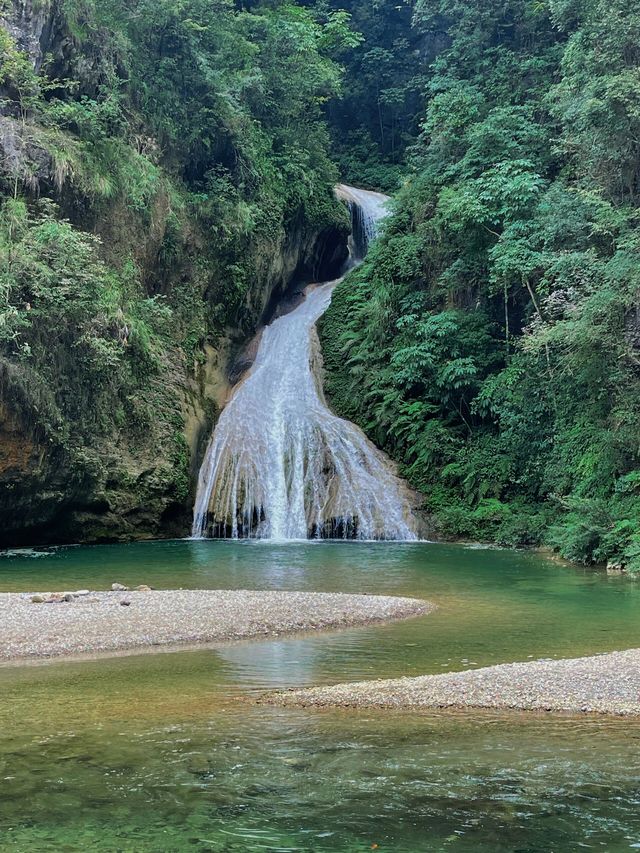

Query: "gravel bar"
<box><xmin>268</xmin><ymin>649</ymin><xmax>640</xmax><ymax>716</ymax></box>
<box><xmin>0</xmin><ymin>590</ymin><xmax>431</xmax><ymax>663</ymax></box>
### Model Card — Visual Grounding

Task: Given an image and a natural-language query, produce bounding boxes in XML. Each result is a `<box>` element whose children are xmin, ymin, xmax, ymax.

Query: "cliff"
<box><xmin>0</xmin><ymin>0</ymin><xmax>350</xmax><ymax>545</ymax></box>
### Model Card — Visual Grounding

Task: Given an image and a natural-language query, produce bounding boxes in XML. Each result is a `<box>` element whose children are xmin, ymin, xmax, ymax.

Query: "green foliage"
<box><xmin>1</xmin><ymin>0</ymin><xmax>638</xmax><ymax>563</ymax></box>
<box><xmin>0</xmin><ymin>27</ymin><xmax>42</xmax><ymax>117</ymax></box>
<box><xmin>0</xmin><ymin>0</ymin><xmax>348</xmax><ymax>530</ymax></box>
<box><xmin>300</xmin><ymin>0</ymin><xmax>426</xmax><ymax>188</ymax></box>
<box><xmin>0</xmin><ymin>198</ymin><xmax>170</xmax><ymax>434</ymax></box>
<box><xmin>0</xmin><ymin>0</ymin><xmax>345</xmax><ymax>277</ymax></box>
<box><xmin>321</xmin><ymin>0</ymin><xmax>640</xmax><ymax>569</ymax></box>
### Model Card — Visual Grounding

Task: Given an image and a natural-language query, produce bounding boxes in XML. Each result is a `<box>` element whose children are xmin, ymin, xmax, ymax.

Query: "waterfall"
<box><xmin>191</xmin><ymin>185</ymin><xmax>417</xmax><ymax>541</ymax></box>
<box><xmin>334</xmin><ymin>184</ymin><xmax>389</xmax><ymax>261</ymax></box>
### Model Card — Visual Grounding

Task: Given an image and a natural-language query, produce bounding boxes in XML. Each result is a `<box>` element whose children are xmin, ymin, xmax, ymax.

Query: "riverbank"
<box><xmin>0</xmin><ymin>589</ymin><xmax>431</xmax><ymax>663</ymax></box>
<box><xmin>267</xmin><ymin>649</ymin><xmax>640</xmax><ymax>716</ymax></box>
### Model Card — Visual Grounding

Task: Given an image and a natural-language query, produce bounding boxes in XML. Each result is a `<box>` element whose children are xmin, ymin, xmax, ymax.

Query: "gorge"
<box><xmin>0</xmin><ymin>0</ymin><xmax>637</xmax><ymax>568</ymax></box>
<box><xmin>1</xmin><ymin>0</ymin><xmax>640</xmax><ymax>850</ymax></box>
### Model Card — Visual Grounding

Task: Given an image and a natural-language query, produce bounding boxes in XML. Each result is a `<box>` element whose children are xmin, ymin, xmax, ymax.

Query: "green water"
<box><xmin>1</xmin><ymin>540</ymin><xmax>640</xmax><ymax>851</ymax></box>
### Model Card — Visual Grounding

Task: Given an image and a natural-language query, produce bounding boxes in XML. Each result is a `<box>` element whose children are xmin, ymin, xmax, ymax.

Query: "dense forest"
<box><xmin>321</xmin><ymin>0</ymin><xmax>640</xmax><ymax>570</ymax></box>
<box><xmin>0</xmin><ymin>0</ymin><xmax>638</xmax><ymax>568</ymax></box>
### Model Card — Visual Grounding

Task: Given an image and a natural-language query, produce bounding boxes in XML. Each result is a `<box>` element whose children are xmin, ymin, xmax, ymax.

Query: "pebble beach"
<box><xmin>268</xmin><ymin>649</ymin><xmax>640</xmax><ymax>716</ymax></box>
<box><xmin>5</xmin><ymin>584</ymin><xmax>638</xmax><ymax>717</ymax></box>
<box><xmin>0</xmin><ymin>588</ymin><xmax>431</xmax><ymax>663</ymax></box>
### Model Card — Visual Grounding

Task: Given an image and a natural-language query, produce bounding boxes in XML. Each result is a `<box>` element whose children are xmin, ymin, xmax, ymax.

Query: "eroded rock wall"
<box><xmin>0</xmin><ymin>213</ymin><xmax>347</xmax><ymax>547</ymax></box>
<box><xmin>0</xmin><ymin>0</ymin><xmax>350</xmax><ymax>547</ymax></box>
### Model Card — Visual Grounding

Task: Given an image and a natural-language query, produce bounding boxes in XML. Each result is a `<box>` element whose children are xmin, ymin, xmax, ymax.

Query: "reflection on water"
<box><xmin>1</xmin><ymin>540</ymin><xmax>640</xmax><ymax>850</ymax></box>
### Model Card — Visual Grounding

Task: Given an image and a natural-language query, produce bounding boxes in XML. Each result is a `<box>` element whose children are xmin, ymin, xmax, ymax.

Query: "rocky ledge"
<box><xmin>0</xmin><ymin>589</ymin><xmax>432</xmax><ymax>663</ymax></box>
<box><xmin>266</xmin><ymin>649</ymin><xmax>640</xmax><ymax>716</ymax></box>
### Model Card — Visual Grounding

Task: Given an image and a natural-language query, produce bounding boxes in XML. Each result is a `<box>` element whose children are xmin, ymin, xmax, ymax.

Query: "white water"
<box><xmin>192</xmin><ymin>185</ymin><xmax>417</xmax><ymax>541</ymax></box>
<box><xmin>334</xmin><ymin>184</ymin><xmax>389</xmax><ymax>258</ymax></box>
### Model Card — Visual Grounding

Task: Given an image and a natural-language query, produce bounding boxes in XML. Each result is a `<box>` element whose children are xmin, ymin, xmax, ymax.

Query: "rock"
<box><xmin>31</xmin><ymin>594</ymin><xmax>46</xmax><ymax>603</ymax></box>
<box><xmin>2</xmin><ymin>0</ymin><xmax>56</xmax><ymax>69</ymax></box>
<box><xmin>120</xmin><ymin>600</ymin><xmax>131</xmax><ymax>607</ymax></box>
<box><xmin>111</xmin><ymin>583</ymin><xmax>128</xmax><ymax>591</ymax></box>
<box><xmin>135</xmin><ymin>584</ymin><xmax>152</xmax><ymax>592</ymax></box>
<box><xmin>62</xmin><ymin>593</ymin><xmax>74</xmax><ymax>602</ymax></box>
<box><xmin>74</xmin><ymin>589</ymin><xmax>90</xmax><ymax>596</ymax></box>
<box><xmin>280</xmin><ymin>757</ymin><xmax>310</xmax><ymax>769</ymax></box>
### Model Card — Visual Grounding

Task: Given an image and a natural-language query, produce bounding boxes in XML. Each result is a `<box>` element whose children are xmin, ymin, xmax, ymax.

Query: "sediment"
<box><xmin>267</xmin><ymin>649</ymin><xmax>640</xmax><ymax>716</ymax></box>
<box><xmin>0</xmin><ymin>589</ymin><xmax>431</xmax><ymax>663</ymax></box>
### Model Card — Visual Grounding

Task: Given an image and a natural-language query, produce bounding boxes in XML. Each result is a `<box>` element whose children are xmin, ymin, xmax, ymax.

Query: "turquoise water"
<box><xmin>1</xmin><ymin>540</ymin><xmax>639</xmax><ymax>851</ymax></box>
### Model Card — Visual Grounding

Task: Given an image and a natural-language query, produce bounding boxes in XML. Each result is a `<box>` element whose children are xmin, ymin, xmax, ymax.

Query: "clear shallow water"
<box><xmin>1</xmin><ymin>540</ymin><xmax>640</xmax><ymax>851</ymax></box>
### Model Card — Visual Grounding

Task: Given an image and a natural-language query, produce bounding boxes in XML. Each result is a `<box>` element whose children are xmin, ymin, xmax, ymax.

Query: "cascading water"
<box><xmin>192</xmin><ymin>185</ymin><xmax>417</xmax><ymax>541</ymax></box>
<box><xmin>334</xmin><ymin>184</ymin><xmax>389</xmax><ymax>261</ymax></box>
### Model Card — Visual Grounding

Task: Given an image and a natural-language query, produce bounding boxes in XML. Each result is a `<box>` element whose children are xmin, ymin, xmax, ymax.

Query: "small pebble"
<box><xmin>268</xmin><ymin>649</ymin><xmax>640</xmax><ymax>716</ymax></box>
<box><xmin>0</xmin><ymin>591</ymin><xmax>430</xmax><ymax>663</ymax></box>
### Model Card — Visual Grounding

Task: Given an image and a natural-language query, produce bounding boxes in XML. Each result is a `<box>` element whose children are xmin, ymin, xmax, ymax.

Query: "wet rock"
<box><xmin>111</xmin><ymin>583</ymin><xmax>128</xmax><ymax>591</ymax></box>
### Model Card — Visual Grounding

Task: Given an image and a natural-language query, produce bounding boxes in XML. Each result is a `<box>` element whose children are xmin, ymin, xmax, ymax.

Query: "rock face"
<box><xmin>244</xmin><ymin>209</ymin><xmax>349</xmax><ymax>336</ymax></box>
<box><xmin>0</xmin><ymin>221</ymin><xmax>347</xmax><ymax>547</ymax></box>
<box><xmin>0</xmin><ymin>1</ymin><xmax>350</xmax><ymax>547</ymax></box>
<box><xmin>1</xmin><ymin>0</ymin><xmax>51</xmax><ymax>69</ymax></box>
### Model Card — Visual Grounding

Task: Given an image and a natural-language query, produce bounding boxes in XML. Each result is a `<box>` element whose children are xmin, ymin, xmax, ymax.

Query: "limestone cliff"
<box><xmin>0</xmin><ymin>0</ymin><xmax>350</xmax><ymax>546</ymax></box>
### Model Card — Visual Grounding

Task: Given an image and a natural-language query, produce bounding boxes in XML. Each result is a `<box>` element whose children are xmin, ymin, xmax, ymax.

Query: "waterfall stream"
<box><xmin>192</xmin><ymin>185</ymin><xmax>417</xmax><ymax>540</ymax></box>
